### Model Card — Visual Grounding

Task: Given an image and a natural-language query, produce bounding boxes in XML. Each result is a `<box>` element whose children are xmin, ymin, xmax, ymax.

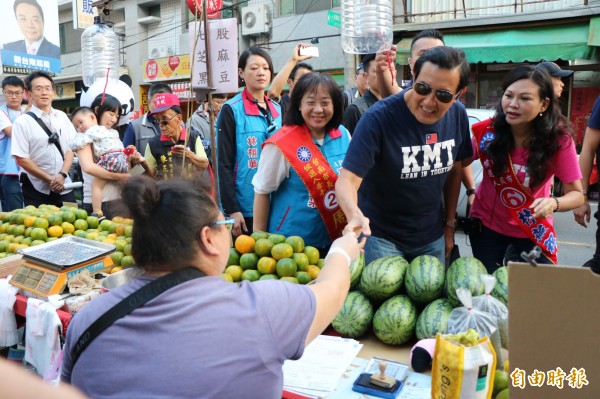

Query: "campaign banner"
<box><xmin>143</xmin><ymin>55</ymin><xmax>191</xmax><ymax>82</ymax></box>
<box><xmin>189</xmin><ymin>18</ymin><xmax>238</xmax><ymax>94</ymax></box>
<box><xmin>1</xmin><ymin>0</ymin><xmax>61</xmax><ymax>74</ymax></box>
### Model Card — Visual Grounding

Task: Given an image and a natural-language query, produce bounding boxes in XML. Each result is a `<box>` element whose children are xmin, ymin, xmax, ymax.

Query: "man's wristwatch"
<box><xmin>58</xmin><ymin>171</ymin><xmax>68</xmax><ymax>179</ymax></box>
<box><xmin>466</xmin><ymin>188</ymin><xmax>476</xmax><ymax>196</ymax></box>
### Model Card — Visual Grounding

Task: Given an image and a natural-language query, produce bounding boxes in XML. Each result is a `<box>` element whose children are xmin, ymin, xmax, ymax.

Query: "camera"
<box><xmin>48</xmin><ymin>131</ymin><xmax>60</xmax><ymax>145</ymax></box>
<box><xmin>460</xmin><ymin>217</ymin><xmax>482</xmax><ymax>236</ymax></box>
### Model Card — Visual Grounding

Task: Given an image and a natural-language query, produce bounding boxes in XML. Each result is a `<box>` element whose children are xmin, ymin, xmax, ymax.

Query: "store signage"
<box><xmin>55</xmin><ymin>82</ymin><xmax>76</xmax><ymax>100</ymax></box>
<box><xmin>73</xmin><ymin>0</ymin><xmax>97</xmax><ymax>30</ymax></box>
<box><xmin>143</xmin><ymin>55</ymin><xmax>191</xmax><ymax>82</ymax></box>
<box><xmin>189</xmin><ymin>18</ymin><xmax>238</xmax><ymax>93</ymax></box>
<box><xmin>327</xmin><ymin>10</ymin><xmax>341</xmax><ymax>29</ymax></box>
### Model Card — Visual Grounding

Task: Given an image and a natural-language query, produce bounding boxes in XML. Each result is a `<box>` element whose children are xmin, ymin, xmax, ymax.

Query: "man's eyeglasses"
<box><xmin>413</xmin><ymin>82</ymin><xmax>460</xmax><ymax>103</ymax></box>
<box><xmin>209</xmin><ymin>218</ymin><xmax>235</xmax><ymax>232</ymax></box>
<box><xmin>3</xmin><ymin>90</ymin><xmax>23</xmax><ymax>97</ymax></box>
<box><xmin>158</xmin><ymin>114</ymin><xmax>178</xmax><ymax>127</ymax></box>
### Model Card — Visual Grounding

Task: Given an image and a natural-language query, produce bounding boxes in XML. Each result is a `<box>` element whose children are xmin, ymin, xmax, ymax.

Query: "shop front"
<box><xmin>395</xmin><ymin>19</ymin><xmax>600</xmax><ymax>145</ymax></box>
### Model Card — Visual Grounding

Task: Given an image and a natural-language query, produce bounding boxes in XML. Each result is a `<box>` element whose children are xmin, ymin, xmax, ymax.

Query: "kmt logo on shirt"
<box><xmin>297</xmin><ymin>146</ymin><xmax>311</xmax><ymax>162</ymax></box>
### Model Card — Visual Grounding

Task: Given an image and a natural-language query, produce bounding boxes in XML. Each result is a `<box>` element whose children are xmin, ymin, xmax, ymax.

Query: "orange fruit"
<box><xmin>61</xmin><ymin>211</ymin><xmax>76</xmax><ymax>224</ymax></box>
<box><xmin>24</xmin><ymin>216</ymin><xmax>36</xmax><ymax>228</ymax></box>
<box><xmin>292</xmin><ymin>253</ymin><xmax>309</xmax><ymax>271</ymax></box>
<box><xmin>13</xmin><ymin>225</ymin><xmax>25</xmax><ymax>237</ymax></box>
<box><xmin>121</xmin><ymin>255</ymin><xmax>135</xmax><ymax>267</ymax></box>
<box><xmin>24</xmin><ymin>227</ymin><xmax>33</xmax><ymax>237</ymax></box>
<box><xmin>280</xmin><ymin>277</ymin><xmax>299</xmax><ymax>284</ymax></box>
<box><xmin>259</xmin><ymin>274</ymin><xmax>278</xmax><ymax>280</ymax></box>
<box><xmin>257</xmin><ymin>257</ymin><xmax>276</xmax><ymax>275</ymax></box>
<box><xmin>268</xmin><ymin>234</ymin><xmax>286</xmax><ymax>245</ymax></box>
<box><xmin>285</xmin><ymin>236</ymin><xmax>305</xmax><ymax>253</ymax></box>
<box><xmin>254</xmin><ymin>238</ymin><xmax>274</xmax><ymax>257</ymax></box>
<box><xmin>124</xmin><ymin>225</ymin><xmax>133</xmax><ymax>237</ymax></box>
<box><xmin>110</xmin><ymin>266</ymin><xmax>123</xmax><ymax>274</ymax></box>
<box><xmin>227</xmin><ymin>248</ymin><xmax>240</xmax><ymax>266</ymax></box>
<box><xmin>304</xmin><ymin>246</ymin><xmax>320</xmax><ymax>265</ymax></box>
<box><xmin>30</xmin><ymin>228</ymin><xmax>48</xmax><ymax>241</ymax></box>
<box><xmin>271</xmin><ymin>243</ymin><xmax>293</xmax><ymax>260</ymax></box>
<box><xmin>225</xmin><ymin>265</ymin><xmax>243</xmax><ymax>282</ymax></box>
<box><xmin>0</xmin><ymin>223</ymin><xmax>9</xmax><ymax>233</ymax></box>
<box><xmin>235</xmin><ymin>234</ymin><xmax>255</xmax><ymax>254</ymax></box>
<box><xmin>241</xmin><ymin>269</ymin><xmax>261</xmax><ymax>282</ymax></box>
<box><xmin>48</xmin><ymin>214</ymin><xmax>63</xmax><ymax>226</ymax></box>
<box><xmin>112</xmin><ymin>216</ymin><xmax>124</xmax><ymax>224</ymax></box>
<box><xmin>74</xmin><ymin>219</ymin><xmax>88</xmax><ymax>231</ymax></box>
<box><xmin>115</xmin><ymin>224</ymin><xmax>126</xmax><ymax>236</ymax></box>
<box><xmin>276</xmin><ymin>258</ymin><xmax>297</xmax><ymax>278</ymax></box>
<box><xmin>306</xmin><ymin>265</ymin><xmax>320</xmax><ymax>280</ymax></box>
<box><xmin>61</xmin><ymin>222</ymin><xmax>75</xmax><ymax>234</ymax></box>
<box><xmin>123</xmin><ymin>244</ymin><xmax>132</xmax><ymax>256</ymax></box>
<box><xmin>87</xmin><ymin>216</ymin><xmax>99</xmax><ymax>229</ymax></box>
<box><xmin>110</xmin><ymin>251</ymin><xmax>124</xmax><ymax>266</ymax></box>
<box><xmin>221</xmin><ymin>273</ymin><xmax>234</xmax><ymax>282</ymax></box>
<box><xmin>0</xmin><ymin>241</ymin><xmax>7</xmax><ymax>252</ymax></box>
<box><xmin>240</xmin><ymin>253</ymin><xmax>259</xmax><ymax>270</ymax></box>
<box><xmin>33</xmin><ymin>218</ymin><xmax>49</xmax><ymax>229</ymax></box>
<box><xmin>295</xmin><ymin>271</ymin><xmax>312</xmax><ymax>285</ymax></box>
<box><xmin>74</xmin><ymin>209</ymin><xmax>88</xmax><ymax>220</ymax></box>
<box><xmin>30</xmin><ymin>240</ymin><xmax>45</xmax><ymax>246</ymax></box>
<box><xmin>48</xmin><ymin>225</ymin><xmax>63</xmax><ymax>237</ymax></box>
<box><xmin>250</xmin><ymin>231</ymin><xmax>269</xmax><ymax>241</ymax></box>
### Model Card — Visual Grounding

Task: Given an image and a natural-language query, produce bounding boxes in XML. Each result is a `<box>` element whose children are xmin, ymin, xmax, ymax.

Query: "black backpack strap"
<box><xmin>70</xmin><ymin>267</ymin><xmax>205</xmax><ymax>369</ymax></box>
<box><xmin>26</xmin><ymin>111</ymin><xmax>64</xmax><ymax>160</ymax></box>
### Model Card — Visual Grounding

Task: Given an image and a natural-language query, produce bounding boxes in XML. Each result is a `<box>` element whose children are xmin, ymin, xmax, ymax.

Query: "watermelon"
<box><xmin>332</xmin><ymin>291</ymin><xmax>373</xmax><ymax>338</ymax></box>
<box><xmin>491</xmin><ymin>266</ymin><xmax>508</xmax><ymax>305</ymax></box>
<box><xmin>405</xmin><ymin>255</ymin><xmax>445</xmax><ymax>304</ymax></box>
<box><xmin>445</xmin><ymin>257</ymin><xmax>487</xmax><ymax>306</ymax></box>
<box><xmin>415</xmin><ymin>298</ymin><xmax>453</xmax><ymax>340</ymax></box>
<box><xmin>359</xmin><ymin>256</ymin><xmax>408</xmax><ymax>302</ymax></box>
<box><xmin>349</xmin><ymin>252</ymin><xmax>365</xmax><ymax>290</ymax></box>
<box><xmin>372</xmin><ymin>295</ymin><xmax>417</xmax><ymax>345</ymax></box>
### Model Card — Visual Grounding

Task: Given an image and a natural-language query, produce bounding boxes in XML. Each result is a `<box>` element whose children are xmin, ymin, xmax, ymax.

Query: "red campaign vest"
<box><xmin>472</xmin><ymin>119</ymin><xmax>557</xmax><ymax>264</ymax></box>
<box><xmin>266</xmin><ymin>124</ymin><xmax>346</xmax><ymax>240</ymax></box>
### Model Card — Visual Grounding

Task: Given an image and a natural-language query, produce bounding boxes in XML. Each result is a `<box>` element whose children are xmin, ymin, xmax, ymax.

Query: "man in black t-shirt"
<box><xmin>336</xmin><ymin>46</ymin><xmax>472</xmax><ymax>265</ymax></box>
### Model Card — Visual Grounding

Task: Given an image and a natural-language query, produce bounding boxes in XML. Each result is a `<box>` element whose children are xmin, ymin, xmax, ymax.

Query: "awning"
<box><xmin>396</xmin><ymin>22</ymin><xmax>598</xmax><ymax>65</ymax></box>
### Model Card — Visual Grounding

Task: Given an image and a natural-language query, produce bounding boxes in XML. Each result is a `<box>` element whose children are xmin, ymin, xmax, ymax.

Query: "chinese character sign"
<box><xmin>1</xmin><ymin>0</ymin><xmax>61</xmax><ymax>74</ymax></box>
<box><xmin>73</xmin><ymin>0</ymin><xmax>98</xmax><ymax>30</ymax></box>
<box><xmin>189</xmin><ymin>18</ymin><xmax>238</xmax><ymax>93</ymax></box>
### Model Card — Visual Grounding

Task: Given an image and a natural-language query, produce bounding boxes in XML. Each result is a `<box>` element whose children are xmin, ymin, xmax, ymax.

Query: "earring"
<box><xmin>539</xmin><ymin>112</ymin><xmax>543</xmax><ymax>117</ymax></box>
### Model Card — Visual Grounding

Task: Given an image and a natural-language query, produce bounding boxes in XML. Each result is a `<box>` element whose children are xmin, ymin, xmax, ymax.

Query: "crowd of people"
<box><xmin>0</xmin><ymin>29</ymin><xmax>597</xmax><ymax>397</ymax></box>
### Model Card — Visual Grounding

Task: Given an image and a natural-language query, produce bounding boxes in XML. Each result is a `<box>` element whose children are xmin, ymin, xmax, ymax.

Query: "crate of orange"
<box><xmin>223</xmin><ymin>233</ymin><xmax>323</xmax><ymax>285</ymax></box>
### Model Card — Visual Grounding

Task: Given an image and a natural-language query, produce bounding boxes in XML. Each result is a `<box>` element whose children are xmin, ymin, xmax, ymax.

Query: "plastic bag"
<box><xmin>0</xmin><ymin>277</ymin><xmax>20</xmax><ymax>347</ymax></box>
<box><xmin>447</xmin><ymin>287</ymin><xmax>503</xmax><ymax>369</ymax></box>
<box><xmin>431</xmin><ymin>330</ymin><xmax>497</xmax><ymax>399</ymax></box>
<box><xmin>473</xmin><ymin>274</ymin><xmax>509</xmax><ymax>350</ymax></box>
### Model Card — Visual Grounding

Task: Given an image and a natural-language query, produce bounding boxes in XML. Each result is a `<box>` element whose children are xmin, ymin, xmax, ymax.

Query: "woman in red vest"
<box><xmin>253</xmin><ymin>73</ymin><xmax>351</xmax><ymax>254</ymax></box>
<box><xmin>468</xmin><ymin>65</ymin><xmax>584</xmax><ymax>272</ymax></box>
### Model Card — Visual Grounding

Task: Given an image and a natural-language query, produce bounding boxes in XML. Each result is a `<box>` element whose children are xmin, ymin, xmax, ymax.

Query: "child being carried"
<box><xmin>70</xmin><ymin>104</ymin><xmax>140</xmax><ymax>219</ymax></box>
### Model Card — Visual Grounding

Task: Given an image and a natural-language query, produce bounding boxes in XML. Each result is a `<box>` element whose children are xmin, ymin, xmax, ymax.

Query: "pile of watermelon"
<box><xmin>332</xmin><ymin>255</ymin><xmax>508</xmax><ymax>345</ymax></box>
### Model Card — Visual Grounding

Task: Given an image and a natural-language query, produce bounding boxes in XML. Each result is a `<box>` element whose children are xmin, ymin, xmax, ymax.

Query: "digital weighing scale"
<box><xmin>9</xmin><ymin>236</ymin><xmax>115</xmax><ymax>298</ymax></box>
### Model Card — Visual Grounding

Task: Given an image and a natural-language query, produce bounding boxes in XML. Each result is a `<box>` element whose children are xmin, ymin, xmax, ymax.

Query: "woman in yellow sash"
<box><xmin>253</xmin><ymin>73</ymin><xmax>350</xmax><ymax>253</ymax></box>
<box><xmin>468</xmin><ymin>65</ymin><xmax>584</xmax><ymax>272</ymax></box>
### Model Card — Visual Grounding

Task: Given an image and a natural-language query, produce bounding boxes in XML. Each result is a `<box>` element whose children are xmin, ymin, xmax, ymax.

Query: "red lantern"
<box><xmin>186</xmin><ymin>0</ymin><xmax>202</xmax><ymax>17</ymax></box>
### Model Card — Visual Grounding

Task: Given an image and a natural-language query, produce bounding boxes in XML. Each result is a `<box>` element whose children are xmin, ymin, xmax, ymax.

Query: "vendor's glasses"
<box><xmin>413</xmin><ymin>82</ymin><xmax>460</xmax><ymax>103</ymax></box>
<box><xmin>158</xmin><ymin>114</ymin><xmax>178</xmax><ymax>126</ymax></box>
<box><xmin>209</xmin><ymin>218</ymin><xmax>235</xmax><ymax>232</ymax></box>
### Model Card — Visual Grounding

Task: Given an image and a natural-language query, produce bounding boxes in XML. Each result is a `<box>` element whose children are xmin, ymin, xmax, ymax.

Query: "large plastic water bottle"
<box><xmin>81</xmin><ymin>21</ymin><xmax>119</xmax><ymax>87</ymax></box>
<box><xmin>341</xmin><ymin>0</ymin><xmax>393</xmax><ymax>54</ymax></box>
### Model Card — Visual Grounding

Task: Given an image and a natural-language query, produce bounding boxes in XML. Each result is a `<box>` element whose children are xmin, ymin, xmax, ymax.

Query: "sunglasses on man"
<box><xmin>413</xmin><ymin>82</ymin><xmax>461</xmax><ymax>103</ymax></box>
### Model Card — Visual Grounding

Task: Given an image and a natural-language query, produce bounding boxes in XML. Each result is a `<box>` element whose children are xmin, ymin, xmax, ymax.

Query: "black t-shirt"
<box><xmin>342</xmin><ymin>90</ymin><xmax>472</xmax><ymax>248</ymax></box>
<box><xmin>279</xmin><ymin>93</ymin><xmax>290</xmax><ymax>123</ymax></box>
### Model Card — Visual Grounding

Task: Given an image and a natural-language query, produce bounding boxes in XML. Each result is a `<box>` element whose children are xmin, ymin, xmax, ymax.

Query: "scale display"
<box><xmin>9</xmin><ymin>237</ymin><xmax>115</xmax><ymax>298</ymax></box>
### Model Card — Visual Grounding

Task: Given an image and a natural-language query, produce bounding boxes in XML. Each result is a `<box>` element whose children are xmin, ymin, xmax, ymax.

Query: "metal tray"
<box><xmin>18</xmin><ymin>236</ymin><xmax>116</xmax><ymax>268</ymax></box>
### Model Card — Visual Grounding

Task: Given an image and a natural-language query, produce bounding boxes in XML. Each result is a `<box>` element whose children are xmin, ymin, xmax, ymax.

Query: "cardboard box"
<box><xmin>509</xmin><ymin>262</ymin><xmax>600</xmax><ymax>397</ymax></box>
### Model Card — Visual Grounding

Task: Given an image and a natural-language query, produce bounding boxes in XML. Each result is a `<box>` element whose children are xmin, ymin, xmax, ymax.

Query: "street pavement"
<box><xmin>455</xmin><ymin>201</ymin><xmax>597</xmax><ymax>267</ymax></box>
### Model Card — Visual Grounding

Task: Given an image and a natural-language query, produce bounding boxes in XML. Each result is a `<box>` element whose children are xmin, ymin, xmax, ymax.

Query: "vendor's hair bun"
<box><xmin>121</xmin><ymin>175</ymin><xmax>160</xmax><ymax>219</ymax></box>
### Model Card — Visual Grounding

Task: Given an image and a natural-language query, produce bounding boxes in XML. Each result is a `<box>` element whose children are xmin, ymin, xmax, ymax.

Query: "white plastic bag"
<box><xmin>0</xmin><ymin>277</ymin><xmax>20</xmax><ymax>347</ymax></box>
<box><xmin>447</xmin><ymin>287</ymin><xmax>503</xmax><ymax>369</ymax></box>
<box><xmin>473</xmin><ymin>274</ymin><xmax>509</xmax><ymax>350</ymax></box>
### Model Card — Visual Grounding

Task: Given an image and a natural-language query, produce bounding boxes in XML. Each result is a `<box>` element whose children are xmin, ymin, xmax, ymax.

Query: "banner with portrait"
<box><xmin>1</xmin><ymin>0</ymin><xmax>61</xmax><ymax>74</ymax></box>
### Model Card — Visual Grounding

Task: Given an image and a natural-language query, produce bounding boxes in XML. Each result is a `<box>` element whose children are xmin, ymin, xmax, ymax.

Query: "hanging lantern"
<box><xmin>186</xmin><ymin>0</ymin><xmax>202</xmax><ymax>17</ymax></box>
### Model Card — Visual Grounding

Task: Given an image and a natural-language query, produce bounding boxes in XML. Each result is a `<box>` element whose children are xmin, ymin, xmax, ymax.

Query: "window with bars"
<box><xmin>280</xmin><ymin>0</ymin><xmax>340</xmax><ymax>16</ymax></box>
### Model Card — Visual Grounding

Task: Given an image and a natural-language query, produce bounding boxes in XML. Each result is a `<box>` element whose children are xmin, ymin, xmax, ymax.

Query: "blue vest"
<box><xmin>217</xmin><ymin>90</ymin><xmax>281</xmax><ymax>216</ymax></box>
<box><xmin>267</xmin><ymin>126</ymin><xmax>350</xmax><ymax>248</ymax></box>
<box><xmin>0</xmin><ymin>105</ymin><xmax>21</xmax><ymax>175</ymax></box>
